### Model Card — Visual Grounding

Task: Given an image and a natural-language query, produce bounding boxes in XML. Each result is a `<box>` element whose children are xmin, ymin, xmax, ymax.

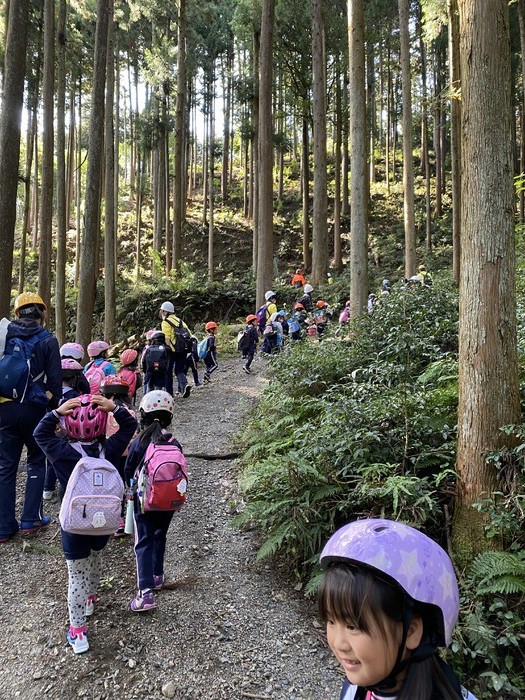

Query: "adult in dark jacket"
<box><xmin>0</xmin><ymin>293</ymin><xmax>62</xmax><ymax>542</ymax></box>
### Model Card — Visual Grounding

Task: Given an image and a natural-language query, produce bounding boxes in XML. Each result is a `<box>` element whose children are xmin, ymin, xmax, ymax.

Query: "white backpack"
<box><xmin>59</xmin><ymin>445</ymin><xmax>124</xmax><ymax>535</ymax></box>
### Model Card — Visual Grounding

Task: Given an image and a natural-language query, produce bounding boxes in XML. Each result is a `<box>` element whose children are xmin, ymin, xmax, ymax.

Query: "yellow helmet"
<box><xmin>418</xmin><ymin>264</ymin><xmax>426</xmax><ymax>272</ymax></box>
<box><xmin>14</xmin><ymin>292</ymin><xmax>47</xmax><ymax>318</ymax></box>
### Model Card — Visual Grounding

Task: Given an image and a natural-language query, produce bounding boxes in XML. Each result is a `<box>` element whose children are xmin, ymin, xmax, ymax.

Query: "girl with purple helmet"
<box><xmin>34</xmin><ymin>395</ymin><xmax>137</xmax><ymax>654</ymax></box>
<box><xmin>319</xmin><ymin>519</ymin><xmax>478</xmax><ymax>700</ymax></box>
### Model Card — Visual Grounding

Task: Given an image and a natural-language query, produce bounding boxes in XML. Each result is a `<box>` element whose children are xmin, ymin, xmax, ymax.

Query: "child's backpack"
<box><xmin>197</xmin><ymin>337</ymin><xmax>209</xmax><ymax>360</ymax></box>
<box><xmin>255</xmin><ymin>303</ymin><xmax>269</xmax><ymax>333</ymax></box>
<box><xmin>136</xmin><ymin>438</ymin><xmax>188</xmax><ymax>512</ymax></box>
<box><xmin>0</xmin><ymin>324</ymin><xmax>49</xmax><ymax>404</ymax></box>
<box><xmin>84</xmin><ymin>360</ymin><xmax>110</xmax><ymax>395</ymax></box>
<box><xmin>145</xmin><ymin>345</ymin><xmax>170</xmax><ymax>374</ymax></box>
<box><xmin>339</xmin><ymin>307</ymin><xmax>350</xmax><ymax>324</ymax></box>
<box><xmin>168</xmin><ymin>318</ymin><xmax>193</xmax><ymax>354</ymax></box>
<box><xmin>288</xmin><ymin>318</ymin><xmax>301</xmax><ymax>334</ymax></box>
<box><xmin>237</xmin><ymin>329</ymin><xmax>251</xmax><ymax>353</ymax></box>
<box><xmin>118</xmin><ymin>367</ymin><xmax>138</xmax><ymax>397</ymax></box>
<box><xmin>59</xmin><ymin>446</ymin><xmax>124</xmax><ymax>535</ymax></box>
<box><xmin>263</xmin><ymin>323</ymin><xmax>276</xmax><ymax>337</ymax></box>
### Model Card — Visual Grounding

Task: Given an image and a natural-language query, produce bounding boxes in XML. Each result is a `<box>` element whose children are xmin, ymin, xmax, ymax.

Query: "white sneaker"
<box><xmin>43</xmin><ymin>490</ymin><xmax>55</xmax><ymax>501</ymax></box>
<box><xmin>67</xmin><ymin>626</ymin><xmax>89</xmax><ymax>654</ymax></box>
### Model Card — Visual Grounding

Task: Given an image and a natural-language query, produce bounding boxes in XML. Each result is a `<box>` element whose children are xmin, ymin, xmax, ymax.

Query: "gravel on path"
<box><xmin>0</xmin><ymin>358</ymin><xmax>342</xmax><ymax>700</ymax></box>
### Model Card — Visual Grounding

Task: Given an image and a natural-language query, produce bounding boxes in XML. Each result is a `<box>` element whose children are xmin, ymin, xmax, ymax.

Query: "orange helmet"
<box><xmin>316</xmin><ymin>300</ymin><xmax>327</xmax><ymax>309</ymax></box>
<box><xmin>246</xmin><ymin>314</ymin><xmax>258</xmax><ymax>324</ymax></box>
<box><xmin>294</xmin><ymin>302</ymin><xmax>305</xmax><ymax>310</ymax></box>
<box><xmin>205</xmin><ymin>321</ymin><xmax>219</xmax><ymax>332</ymax></box>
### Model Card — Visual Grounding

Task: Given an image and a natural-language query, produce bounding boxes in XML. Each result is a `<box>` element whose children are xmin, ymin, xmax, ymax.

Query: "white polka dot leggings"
<box><xmin>66</xmin><ymin>549</ymin><xmax>103</xmax><ymax>627</ymax></box>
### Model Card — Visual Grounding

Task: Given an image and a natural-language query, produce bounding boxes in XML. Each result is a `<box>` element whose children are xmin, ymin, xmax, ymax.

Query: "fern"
<box><xmin>469</xmin><ymin>550</ymin><xmax>525</xmax><ymax>594</ymax></box>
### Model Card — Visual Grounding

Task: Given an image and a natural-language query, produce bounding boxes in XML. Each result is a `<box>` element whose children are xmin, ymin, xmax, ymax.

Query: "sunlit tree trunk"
<box><xmin>449</xmin><ymin>0</ymin><xmax>461</xmax><ymax>285</ymax></box>
<box><xmin>76</xmin><ymin>0</ymin><xmax>110</xmax><ymax>349</ymax></box>
<box><xmin>255</xmin><ymin>0</ymin><xmax>275</xmax><ymax>306</ymax></box>
<box><xmin>348</xmin><ymin>0</ymin><xmax>368</xmax><ymax>319</ymax></box>
<box><xmin>104</xmin><ymin>5</ymin><xmax>116</xmax><ymax>343</ymax></box>
<box><xmin>208</xmin><ymin>69</ymin><xmax>215</xmax><ymax>283</ymax></box>
<box><xmin>454</xmin><ymin>0</ymin><xmax>521</xmax><ymax>562</ymax></box>
<box><xmin>172</xmin><ymin>0</ymin><xmax>186</xmax><ymax>272</ymax></box>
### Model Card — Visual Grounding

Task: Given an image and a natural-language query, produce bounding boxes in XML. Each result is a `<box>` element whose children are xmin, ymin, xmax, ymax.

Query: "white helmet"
<box><xmin>304</xmin><ymin>284</ymin><xmax>313</xmax><ymax>294</ymax></box>
<box><xmin>139</xmin><ymin>390</ymin><xmax>175</xmax><ymax>415</ymax></box>
<box><xmin>264</xmin><ymin>290</ymin><xmax>276</xmax><ymax>301</ymax></box>
<box><xmin>160</xmin><ymin>301</ymin><xmax>175</xmax><ymax>313</ymax></box>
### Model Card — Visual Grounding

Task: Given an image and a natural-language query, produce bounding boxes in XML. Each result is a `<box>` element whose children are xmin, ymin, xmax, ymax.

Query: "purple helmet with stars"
<box><xmin>319</xmin><ymin>519</ymin><xmax>459</xmax><ymax>646</ymax></box>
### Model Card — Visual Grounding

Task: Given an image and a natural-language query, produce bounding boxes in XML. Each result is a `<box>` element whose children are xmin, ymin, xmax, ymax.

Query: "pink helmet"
<box><xmin>145</xmin><ymin>329</ymin><xmax>157</xmax><ymax>341</ymax></box>
<box><xmin>320</xmin><ymin>519</ymin><xmax>459</xmax><ymax>646</ymax></box>
<box><xmin>120</xmin><ymin>348</ymin><xmax>138</xmax><ymax>366</ymax></box>
<box><xmin>61</xmin><ymin>358</ymin><xmax>83</xmax><ymax>371</ymax></box>
<box><xmin>64</xmin><ymin>395</ymin><xmax>108</xmax><ymax>440</ymax></box>
<box><xmin>60</xmin><ymin>342</ymin><xmax>85</xmax><ymax>362</ymax></box>
<box><xmin>87</xmin><ymin>340</ymin><xmax>109</xmax><ymax>357</ymax></box>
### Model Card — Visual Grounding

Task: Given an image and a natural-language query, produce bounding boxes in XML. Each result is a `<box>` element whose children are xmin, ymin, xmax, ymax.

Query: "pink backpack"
<box><xmin>59</xmin><ymin>445</ymin><xmax>124</xmax><ymax>535</ymax></box>
<box><xmin>136</xmin><ymin>439</ymin><xmax>188</xmax><ymax>512</ymax></box>
<box><xmin>84</xmin><ymin>360</ymin><xmax>110</xmax><ymax>394</ymax></box>
<box><xmin>118</xmin><ymin>367</ymin><xmax>138</xmax><ymax>396</ymax></box>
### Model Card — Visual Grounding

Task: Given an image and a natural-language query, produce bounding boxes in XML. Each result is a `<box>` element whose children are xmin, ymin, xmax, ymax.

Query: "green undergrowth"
<box><xmin>234</xmin><ymin>279</ymin><xmax>525</xmax><ymax>698</ymax></box>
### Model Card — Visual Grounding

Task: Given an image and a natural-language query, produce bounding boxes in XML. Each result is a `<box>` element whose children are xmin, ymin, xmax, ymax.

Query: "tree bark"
<box><xmin>255</xmin><ymin>0</ymin><xmax>275</xmax><ymax>306</ymax></box>
<box><xmin>348</xmin><ymin>0</ymin><xmax>368</xmax><ymax>319</ymax></box>
<box><xmin>310</xmin><ymin>0</ymin><xmax>328</xmax><ymax>286</ymax></box>
<box><xmin>333</xmin><ymin>59</ymin><xmax>343</xmax><ymax>272</ymax></box>
<box><xmin>208</xmin><ymin>71</ymin><xmax>215</xmax><ymax>282</ymax></box>
<box><xmin>0</xmin><ymin>0</ymin><xmax>29</xmax><ymax>316</ymax></box>
<box><xmin>76</xmin><ymin>0</ymin><xmax>110</xmax><ymax>349</ymax></box>
<box><xmin>37</xmin><ymin>0</ymin><xmax>55</xmax><ymax>313</ymax></box>
<box><xmin>55</xmin><ymin>0</ymin><xmax>67</xmax><ymax>345</ymax></box>
<box><xmin>454</xmin><ymin>0</ymin><xmax>521</xmax><ymax>562</ymax></box>
<box><xmin>104</xmin><ymin>5</ymin><xmax>116</xmax><ymax>343</ymax></box>
<box><xmin>449</xmin><ymin>0</ymin><xmax>461</xmax><ymax>285</ymax></box>
<box><xmin>398</xmin><ymin>0</ymin><xmax>416</xmax><ymax>278</ymax></box>
<box><xmin>252</xmin><ymin>24</ymin><xmax>260</xmax><ymax>276</ymax></box>
<box><xmin>172</xmin><ymin>0</ymin><xmax>186</xmax><ymax>273</ymax></box>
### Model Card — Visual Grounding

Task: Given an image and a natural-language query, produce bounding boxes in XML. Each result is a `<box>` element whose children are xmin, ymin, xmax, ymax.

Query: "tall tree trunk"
<box><xmin>348</xmin><ymin>0</ymin><xmax>368</xmax><ymax>319</ymax></box>
<box><xmin>418</xmin><ymin>5</ymin><xmax>432</xmax><ymax>254</ymax></box>
<box><xmin>454</xmin><ymin>0</ymin><xmax>521</xmax><ymax>562</ymax></box>
<box><xmin>76</xmin><ymin>0</ymin><xmax>110</xmax><ymax>349</ymax></box>
<box><xmin>333</xmin><ymin>59</ymin><xmax>343</xmax><ymax>272</ymax></box>
<box><xmin>252</xmin><ymin>26</ymin><xmax>261</xmax><ymax>276</ymax></box>
<box><xmin>208</xmin><ymin>70</ymin><xmax>215</xmax><ymax>282</ymax></box>
<box><xmin>301</xmin><ymin>54</ymin><xmax>311</xmax><ymax>271</ymax></box>
<box><xmin>255</xmin><ymin>0</ymin><xmax>275</xmax><ymax>306</ymax></box>
<box><xmin>341</xmin><ymin>70</ymin><xmax>350</xmax><ymax>216</ymax></box>
<box><xmin>172</xmin><ymin>0</ymin><xmax>186</xmax><ymax>272</ymax></box>
<box><xmin>74</xmin><ymin>78</ymin><xmax>82</xmax><ymax>287</ymax></box>
<box><xmin>104</xmin><ymin>5</ymin><xmax>116</xmax><ymax>343</ymax></box>
<box><xmin>66</xmin><ymin>87</ymin><xmax>76</xmax><ymax>228</ymax></box>
<box><xmin>434</xmin><ymin>41</ymin><xmax>443</xmax><ymax>217</ymax></box>
<box><xmin>398</xmin><ymin>0</ymin><xmax>416</xmax><ymax>278</ymax></box>
<box><xmin>519</xmin><ymin>0</ymin><xmax>525</xmax><ymax>222</ymax></box>
<box><xmin>311</xmin><ymin>0</ymin><xmax>328</xmax><ymax>286</ymax></box>
<box><xmin>222</xmin><ymin>41</ymin><xmax>232</xmax><ymax>203</ymax></box>
<box><xmin>0</xmin><ymin>0</ymin><xmax>29</xmax><ymax>316</ymax></box>
<box><xmin>38</xmin><ymin>0</ymin><xmax>55</xmax><ymax>313</ymax></box>
<box><xmin>449</xmin><ymin>0</ymin><xmax>461</xmax><ymax>284</ymax></box>
<box><xmin>367</xmin><ymin>40</ymin><xmax>376</xmax><ymax>184</ymax></box>
<box><xmin>55</xmin><ymin>0</ymin><xmax>67</xmax><ymax>345</ymax></box>
<box><xmin>135</xmin><ymin>148</ymin><xmax>143</xmax><ymax>282</ymax></box>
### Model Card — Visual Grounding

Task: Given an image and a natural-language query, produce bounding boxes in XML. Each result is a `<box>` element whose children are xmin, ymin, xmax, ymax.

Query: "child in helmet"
<box><xmin>34</xmin><ymin>394</ymin><xmax>137</xmax><ymax>654</ymax></box>
<box><xmin>84</xmin><ymin>341</ymin><xmax>116</xmax><ymax>394</ymax></box>
<box><xmin>119</xmin><ymin>349</ymin><xmax>142</xmax><ymax>405</ymax></box>
<box><xmin>241</xmin><ymin>315</ymin><xmax>260</xmax><ymax>374</ymax></box>
<box><xmin>141</xmin><ymin>331</ymin><xmax>171</xmax><ymax>393</ymax></box>
<box><xmin>43</xmin><ymin>358</ymin><xmax>87</xmax><ymax>501</ymax></box>
<box><xmin>297</xmin><ymin>283</ymin><xmax>314</xmax><ymax>313</ymax></box>
<box><xmin>319</xmin><ymin>519</ymin><xmax>478</xmax><ymax>700</ymax></box>
<box><xmin>124</xmin><ymin>391</ymin><xmax>184</xmax><ymax>612</ymax></box>
<box><xmin>185</xmin><ymin>336</ymin><xmax>201</xmax><ymax>387</ymax></box>
<box><xmin>60</xmin><ymin>342</ymin><xmax>90</xmax><ymax>395</ymax></box>
<box><xmin>202</xmin><ymin>321</ymin><xmax>219</xmax><ymax>383</ymax></box>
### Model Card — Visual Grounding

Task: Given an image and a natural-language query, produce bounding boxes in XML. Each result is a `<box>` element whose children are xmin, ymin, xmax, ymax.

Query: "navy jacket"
<box><xmin>6</xmin><ymin>319</ymin><xmax>62</xmax><ymax>405</ymax></box>
<box><xmin>34</xmin><ymin>407</ymin><xmax>138</xmax><ymax>490</ymax></box>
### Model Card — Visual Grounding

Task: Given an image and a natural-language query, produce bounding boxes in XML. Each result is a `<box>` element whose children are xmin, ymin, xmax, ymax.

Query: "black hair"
<box><xmin>18</xmin><ymin>305</ymin><xmax>44</xmax><ymax>320</ymax></box>
<box><xmin>137</xmin><ymin>409</ymin><xmax>172</xmax><ymax>450</ymax></box>
<box><xmin>318</xmin><ymin>564</ymin><xmax>462</xmax><ymax>700</ymax></box>
<box><xmin>62</xmin><ymin>370</ymin><xmax>85</xmax><ymax>394</ymax></box>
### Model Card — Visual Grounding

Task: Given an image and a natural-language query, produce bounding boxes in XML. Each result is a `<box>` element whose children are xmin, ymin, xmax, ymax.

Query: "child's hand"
<box><xmin>90</xmin><ymin>394</ymin><xmax>116</xmax><ymax>413</ymax></box>
<box><xmin>56</xmin><ymin>397</ymin><xmax>81</xmax><ymax>416</ymax></box>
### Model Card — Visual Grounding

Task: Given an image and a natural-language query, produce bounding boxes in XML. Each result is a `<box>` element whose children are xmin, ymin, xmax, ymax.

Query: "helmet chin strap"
<box><xmin>362</xmin><ymin>597</ymin><xmax>437</xmax><ymax>694</ymax></box>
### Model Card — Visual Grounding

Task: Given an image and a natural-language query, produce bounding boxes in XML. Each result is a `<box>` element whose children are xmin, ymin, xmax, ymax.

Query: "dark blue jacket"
<box><xmin>6</xmin><ymin>319</ymin><xmax>62</xmax><ymax>405</ymax></box>
<box><xmin>34</xmin><ymin>406</ymin><xmax>138</xmax><ymax>490</ymax></box>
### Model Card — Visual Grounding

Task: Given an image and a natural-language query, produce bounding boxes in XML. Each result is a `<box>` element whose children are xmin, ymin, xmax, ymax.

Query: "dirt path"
<box><xmin>0</xmin><ymin>358</ymin><xmax>341</xmax><ymax>700</ymax></box>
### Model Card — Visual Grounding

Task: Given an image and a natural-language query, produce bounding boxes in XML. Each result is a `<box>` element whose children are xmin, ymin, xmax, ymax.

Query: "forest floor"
<box><xmin>0</xmin><ymin>357</ymin><xmax>342</xmax><ymax>700</ymax></box>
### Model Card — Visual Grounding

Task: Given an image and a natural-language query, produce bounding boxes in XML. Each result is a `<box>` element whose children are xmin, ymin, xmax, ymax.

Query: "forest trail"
<box><xmin>0</xmin><ymin>358</ymin><xmax>341</xmax><ymax>700</ymax></box>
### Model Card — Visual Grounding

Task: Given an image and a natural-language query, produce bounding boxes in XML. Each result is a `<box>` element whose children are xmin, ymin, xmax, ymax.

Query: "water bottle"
<box><xmin>124</xmin><ymin>479</ymin><xmax>135</xmax><ymax>535</ymax></box>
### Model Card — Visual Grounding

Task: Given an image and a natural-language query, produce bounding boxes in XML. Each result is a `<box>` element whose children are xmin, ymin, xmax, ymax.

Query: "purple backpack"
<box><xmin>136</xmin><ymin>438</ymin><xmax>188</xmax><ymax>512</ymax></box>
<box><xmin>59</xmin><ymin>445</ymin><xmax>124</xmax><ymax>535</ymax></box>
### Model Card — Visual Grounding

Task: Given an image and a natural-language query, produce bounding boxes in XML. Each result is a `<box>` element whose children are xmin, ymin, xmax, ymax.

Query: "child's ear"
<box><xmin>405</xmin><ymin>616</ymin><xmax>424</xmax><ymax>650</ymax></box>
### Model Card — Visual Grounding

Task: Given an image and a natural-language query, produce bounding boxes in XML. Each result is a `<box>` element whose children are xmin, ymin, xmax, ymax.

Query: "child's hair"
<box><xmin>137</xmin><ymin>410</ymin><xmax>172</xmax><ymax>450</ymax></box>
<box><xmin>319</xmin><ymin>564</ymin><xmax>462</xmax><ymax>700</ymax></box>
